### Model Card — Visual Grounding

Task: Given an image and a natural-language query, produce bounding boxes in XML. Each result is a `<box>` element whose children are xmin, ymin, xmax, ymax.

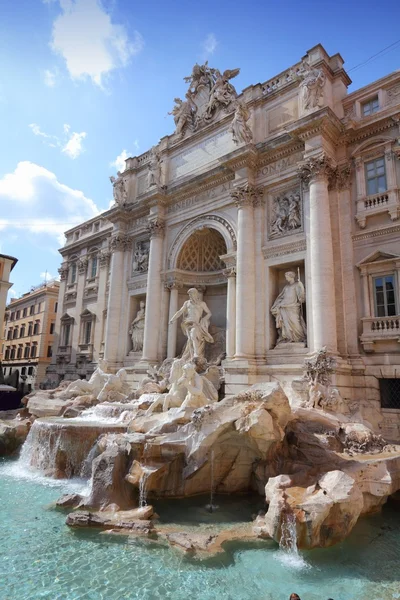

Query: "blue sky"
<box><xmin>1</xmin><ymin>0</ymin><xmax>399</xmax><ymax>301</ymax></box>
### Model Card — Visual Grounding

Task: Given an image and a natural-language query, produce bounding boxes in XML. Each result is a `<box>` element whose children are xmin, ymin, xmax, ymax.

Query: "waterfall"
<box><xmin>279</xmin><ymin>510</ymin><xmax>298</xmax><ymax>554</ymax></box>
<box><xmin>275</xmin><ymin>510</ymin><xmax>309</xmax><ymax>570</ymax></box>
<box><xmin>139</xmin><ymin>468</ymin><xmax>151</xmax><ymax>508</ymax></box>
<box><xmin>205</xmin><ymin>449</ymin><xmax>218</xmax><ymax>513</ymax></box>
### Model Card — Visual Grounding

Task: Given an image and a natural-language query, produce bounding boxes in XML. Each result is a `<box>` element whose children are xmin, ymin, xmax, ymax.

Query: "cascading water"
<box><xmin>205</xmin><ymin>449</ymin><xmax>218</xmax><ymax>513</ymax></box>
<box><xmin>276</xmin><ymin>510</ymin><xmax>309</xmax><ymax>569</ymax></box>
<box><xmin>139</xmin><ymin>442</ymin><xmax>150</xmax><ymax>508</ymax></box>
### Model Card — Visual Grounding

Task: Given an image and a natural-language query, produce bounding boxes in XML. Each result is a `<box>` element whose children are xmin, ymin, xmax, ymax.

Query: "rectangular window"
<box><xmin>28</xmin><ymin>323</ymin><xmax>33</xmax><ymax>336</ymax></box>
<box><xmin>16</xmin><ymin>310</ymin><xmax>20</xmax><ymax>320</ymax></box>
<box><xmin>5</xmin><ymin>348</ymin><xmax>10</xmax><ymax>360</ymax></box>
<box><xmin>362</xmin><ymin>97</ymin><xmax>379</xmax><ymax>117</ymax></box>
<box><xmin>31</xmin><ymin>344</ymin><xmax>37</xmax><ymax>358</ymax></box>
<box><xmin>91</xmin><ymin>256</ymin><xmax>98</xmax><ymax>279</ymax></box>
<box><xmin>23</xmin><ymin>307</ymin><xmax>27</xmax><ymax>318</ymax></box>
<box><xmin>380</xmin><ymin>379</ymin><xmax>400</xmax><ymax>409</ymax></box>
<box><xmin>47</xmin><ymin>345</ymin><xmax>52</xmax><ymax>358</ymax></box>
<box><xmin>365</xmin><ymin>157</ymin><xmax>387</xmax><ymax>196</ymax></box>
<box><xmin>12</xmin><ymin>328</ymin><xmax>18</xmax><ymax>339</ymax></box>
<box><xmin>10</xmin><ymin>347</ymin><xmax>16</xmax><ymax>359</ymax></box>
<box><xmin>84</xmin><ymin>321</ymin><xmax>92</xmax><ymax>345</ymax></box>
<box><xmin>24</xmin><ymin>346</ymin><xmax>30</xmax><ymax>359</ymax></box>
<box><xmin>70</xmin><ymin>263</ymin><xmax>77</xmax><ymax>284</ymax></box>
<box><xmin>7</xmin><ymin>330</ymin><xmax>12</xmax><ymax>340</ymax></box>
<box><xmin>374</xmin><ymin>275</ymin><xmax>397</xmax><ymax>317</ymax></box>
<box><xmin>30</xmin><ymin>305</ymin><xmax>35</xmax><ymax>316</ymax></box>
<box><xmin>28</xmin><ymin>367</ymin><xmax>33</xmax><ymax>376</ymax></box>
<box><xmin>10</xmin><ymin>312</ymin><xmax>15</xmax><ymax>321</ymax></box>
<box><xmin>54</xmin><ymin>302</ymin><xmax>58</xmax><ymax>313</ymax></box>
<box><xmin>20</xmin><ymin>326</ymin><xmax>25</xmax><ymax>338</ymax></box>
<box><xmin>33</xmin><ymin>322</ymin><xmax>40</xmax><ymax>335</ymax></box>
<box><xmin>64</xmin><ymin>323</ymin><xmax>71</xmax><ymax>346</ymax></box>
<box><xmin>17</xmin><ymin>346</ymin><xmax>22</xmax><ymax>359</ymax></box>
<box><xmin>50</xmin><ymin>322</ymin><xmax>55</xmax><ymax>334</ymax></box>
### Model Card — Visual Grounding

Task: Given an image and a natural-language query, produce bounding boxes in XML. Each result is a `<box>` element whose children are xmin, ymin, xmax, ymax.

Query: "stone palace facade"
<box><xmin>47</xmin><ymin>44</ymin><xmax>400</xmax><ymax>440</ymax></box>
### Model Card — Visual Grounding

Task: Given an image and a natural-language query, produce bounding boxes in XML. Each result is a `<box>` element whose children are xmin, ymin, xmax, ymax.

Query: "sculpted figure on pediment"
<box><xmin>205</xmin><ymin>68</ymin><xmax>240</xmax><ymax>120</ymax></box>
<box><xmin>169</xmin><ymin>93</ymin><xmax>196</xmax><ymax>138</ymax></box>
<box><xmin>109</xmin><ymin>172</ymin><xmax>127</xmax><ymax>206</ymax></box>
<box><xmin>230</xmin><ymin>102</ymin><xmax>252</xmax><ymax>145</ymax></box>
<box><xmin>300</xmin><ymin>61</ymin><xmax>325</xmax><ymax>111</ymax></box>
<box><xmin>147</xmin><ymin>146</ymin><xmax>162</xmax><ymax>188</ymax></box>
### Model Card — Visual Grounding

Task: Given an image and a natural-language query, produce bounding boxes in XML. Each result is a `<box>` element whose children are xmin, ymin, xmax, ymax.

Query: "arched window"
<box><xmin>70</xmin><ymin>261</ymin><xmax>77</xmax><ymax>284</ymax></box>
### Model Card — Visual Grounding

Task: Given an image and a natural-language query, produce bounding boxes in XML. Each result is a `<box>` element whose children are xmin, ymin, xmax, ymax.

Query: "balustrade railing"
<box><xmin>364</xmin><ymin>193</ymin><xmax>389</xmax><ymax>210</ymax></box>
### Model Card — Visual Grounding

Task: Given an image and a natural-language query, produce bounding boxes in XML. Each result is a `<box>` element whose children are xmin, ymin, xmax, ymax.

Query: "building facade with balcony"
<box><xmin>48</xmin><ymin>45</ymin><xmax>400</xmax><ymax>440</ymax></box>
<box><xmin>1</xmin><ymin>281</ymin><xmax>60</xmax><ymax>392</ymax></box>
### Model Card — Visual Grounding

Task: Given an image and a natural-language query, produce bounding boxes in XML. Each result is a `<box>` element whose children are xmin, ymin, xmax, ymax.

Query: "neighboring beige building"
<box><xmin>1</xmin><ymin>281</ymin><xmax>60</xmax><ymax>392</ymax></box>
<box><xmin>0</xmin><ymin>253</ymin><xmax>18</xmax><ymax>337</ymax></box>
<box><xmin>47</xmin><ymin>45</ymin><xmax>400</xmax><ymax>440</ymax></box>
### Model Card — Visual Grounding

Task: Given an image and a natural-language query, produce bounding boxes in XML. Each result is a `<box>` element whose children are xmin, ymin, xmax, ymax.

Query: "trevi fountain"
<box><xmin>1</xmin><ymin>46</ymin><xmax>400</xmax><ymax>600</ymax></box>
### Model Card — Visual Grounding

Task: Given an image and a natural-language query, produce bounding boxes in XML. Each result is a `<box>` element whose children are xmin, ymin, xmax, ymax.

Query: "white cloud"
<box><xmin>29</xmin><ymin>123</ymin><xmax>87</xmax><ymax>159</ymax></box>
<box><xmin>40</xmin><ymin>271</ymin><xmax>60</xmax><ymax>281</ymax></box>
<box><xmin>62</xmin><ymin>131</ymin><xmax>87</xmax><ymax>159</ymax></box>
<box><xmin>44</xmin><ymin>68</ymin><xmax>57</xmax><ymax>87</ymax></box>
<box><xmin>202</xmin><ymin>33</ymin><xmax>218</xmax><ymax>57</ymax></box>
<box><xmin>49</xmin><ymin>0</ymin><xmax>144</xmax><ymax>87</ymax></box>
<box><xmin>110</xmin><ymin>141</ymin><xmax>139</xmax><ymax>172</ymax></box>
<box><xmin>0</xmin><ymin>161</ymin><xmax>100</xmax><ymax>242</ymax></box>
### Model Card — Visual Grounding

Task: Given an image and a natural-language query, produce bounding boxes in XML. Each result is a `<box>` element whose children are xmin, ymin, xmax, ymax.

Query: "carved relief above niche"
<box><xmin>132</xmin><ymin>239</ymin><xmax>150</xmax><ymax>274</ymax></box>
<box><xmin>268</xmin><ymin>188</ymin><xmax>303</xmax><ymax>240</ymax></box>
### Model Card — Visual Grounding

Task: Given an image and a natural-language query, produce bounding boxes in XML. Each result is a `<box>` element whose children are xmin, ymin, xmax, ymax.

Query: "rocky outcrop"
<box><xmin>253</xmin><ymin>406</ymin><xmax>400</xmax><ymax>549</ymax></box>
<box><xmin>0</xmin><ymin>410</ymin><xmax>31</xmax><ymax>456</ymax></box>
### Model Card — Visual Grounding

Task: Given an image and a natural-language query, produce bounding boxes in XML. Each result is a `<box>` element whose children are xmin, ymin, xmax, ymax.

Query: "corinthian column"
<box><xmin>104</xmin><ymin>234</ymin><xmax>132</xmax><ymax>367</ymax></box>
<box><xmin>298</xmin><ymin>154</ymin><xmax>337</xmax><ymax>353</ymax></box>
<box><xmin>166</xmin><ymin>282</ymin><xmax>181</xmax><ymax>359</ymax></box>
<box><xmin>231</xmin><ymin>184</ymin><xmax>263</xmax><ymax>358</ymax></box>
<box><xmin>142</xmin><ymin>219</ymin><xmax>165</xmax><ymax>362</ymax></box>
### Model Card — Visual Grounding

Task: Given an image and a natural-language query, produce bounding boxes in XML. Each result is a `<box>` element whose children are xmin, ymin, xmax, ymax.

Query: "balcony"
<box><xmin>360</xmin><ymin>315</ymin><xmax>400</xmax><ymax>352</ymax></box>
<box><xmin>356</xmin><ymin>189</ymin><xmax>400</xmax><ymax>228</ymax></box>
<box><xmin>77</xmin><ymin>343</ymin><xmax>93</xmax><ymax>361</ymax></box>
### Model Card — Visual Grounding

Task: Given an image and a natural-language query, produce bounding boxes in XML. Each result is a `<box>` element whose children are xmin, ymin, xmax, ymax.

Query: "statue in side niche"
<box><xmin>271</xmin><ymin>271</ymin><xmax>306</xmax><ymax>344</ymax></box>
<box><xmin>169</xmin><ymin>288</ymin><xmax>214</xmax><ymax>360</ymax></box>
<box><xmin>230</xmin><ymin>102</ymin><xmax>252</xmax><ymax>145</ymax></box>
<box><xmin>129</xmin><ymin>301</ymin><xmax>146</xmax><ymax>352</ymax></box>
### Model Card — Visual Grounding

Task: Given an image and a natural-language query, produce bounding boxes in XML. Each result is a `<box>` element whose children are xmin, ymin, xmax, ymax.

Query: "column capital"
<box><xmin>298</xmin><ymin>153</ymin><xmax>336</xmax><ymax>187</ymax></box>
<box><xmin>58</xmin><ymin>265</ymin><xmax>69</xmax><ymax>281</ymax></box>
<box><xmin>109</xmin><ymin>233</ymin><xmax>133</xmax><ymax>253</ymax></box>
<box><xmin>223</xmin><ymin>267</ymin><xmax>237</xmax><ymax>278</ymax></box>
<box><xmin>231</xmin><ymin>183</ymin><xmax>264</xmax><ymax>208</ymax></box>
<box><xmin>335</xmin><ymin>163</ymin><xmax>352</xmax><ymax>191</ymax></box>
<box><xmin>77</xmin><ymin>256</ymin><xmax>89</xmax><ymax>275</ymax></box>
<box><xmin>165</xmin><ymin>280</ymin><xmax>183</xmax><ymax>291</ymax></box>
<box><xmin>99</xmin><ymin>250</ymin><xmax>111</xmax><ymax>269</ymax></box>
<box><xmin>146</xmin><ymin>218</ymin><xmax>165</xmax><ymax>238</ymax></box>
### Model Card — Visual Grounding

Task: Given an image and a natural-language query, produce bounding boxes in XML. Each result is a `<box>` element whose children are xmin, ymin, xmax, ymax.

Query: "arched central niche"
<box><xmin>177</xmin><ymin>228</ymin><xmax>227</xmax><ymax>272</ymax></box>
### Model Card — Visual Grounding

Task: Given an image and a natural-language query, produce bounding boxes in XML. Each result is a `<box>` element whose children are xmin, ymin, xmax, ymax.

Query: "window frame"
<box><xmin>362</xmin><ymin>96</ymin><xmax>379</xmax><ymax>117</ymax></box>
<box><xmin>365</xmin><ymin>156</ymin><xmax>387</xmax><ymax>196</ymax></box>
<box><xmin>373</xmin><ymin>274</ymin><xmax>397</xmax><ymax>317</ymax></box>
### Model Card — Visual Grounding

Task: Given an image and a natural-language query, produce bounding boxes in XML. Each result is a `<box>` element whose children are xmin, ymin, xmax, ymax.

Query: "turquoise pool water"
<box><xmin>1</xmin><ymin>457</ymin><xmax>399</xmax><ymax>600</ymax></box>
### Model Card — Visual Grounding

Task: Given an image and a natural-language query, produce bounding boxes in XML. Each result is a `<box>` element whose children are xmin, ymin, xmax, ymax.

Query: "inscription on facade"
<box><xmin>257</xmin><ymin>152</ymin><xmax>303</xmax><ymax>179</ymax></box>
<box><xmin>167</xmin><ymin>181</ymin><xmax>233</xmax><ymax>214</ymax></box>
<box><xmin>170</xmin><ymin>128</ymin><xmax>234</xmax><ymax>179</ymax></box>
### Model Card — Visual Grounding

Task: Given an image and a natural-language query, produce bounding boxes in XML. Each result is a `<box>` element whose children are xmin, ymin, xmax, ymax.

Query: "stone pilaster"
<box><xmin>166</xmin><ymin>282</ymin><xmax>182</xmax><ymax>359</ymax></box>
<box><xmin>298</xmin><ymin>154</ymin><xmax>337</xmax><ymax>353</ymax></box>
<box><xmin>104</xmin><ymin>234</ymin><xmax>133</xmax><ymax>368</ymax></box>
<box><xmin>70</xmin><ymin>256</ymin><xmax>87</xmax><ymax>365</ymax></box>
<box><xmin>223</xmin><ymin>268</ymin><xmax>237</xmax><ymax>359</ymax></box>
<box><xmin>231</xmin><ymin>183</ymin><xmax>263</xmax><ymax>358</ymax></box>
<box><xmin>93</xmin><ymin>250</ymin><xmax>110</xmax><ymax>362</ymax></box>
<box><xmin>142</xmin><ymin>218</ymin><xmax>165</xmax><ymax>362</ymax></box>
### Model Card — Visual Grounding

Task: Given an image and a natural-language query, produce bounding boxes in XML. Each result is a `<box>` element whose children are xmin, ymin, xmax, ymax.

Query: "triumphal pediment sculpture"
<box><xmin>169</xmin><ymin>62</ymin><xmax>240</xmax><ymax>138</ymax></box>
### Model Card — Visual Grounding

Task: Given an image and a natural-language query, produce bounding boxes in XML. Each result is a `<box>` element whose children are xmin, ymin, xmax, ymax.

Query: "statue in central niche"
<box><xmin>271</xmin><ymin>271</ymin><xmax>307</xmax><ymax>344</ymax></box>
<box><xmin>169</xmin><ymin>288</ymin><xmax>214</xmax><ymax>360</ymax></box>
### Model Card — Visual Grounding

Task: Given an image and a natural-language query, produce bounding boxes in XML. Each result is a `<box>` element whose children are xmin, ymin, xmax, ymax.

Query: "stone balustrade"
<box><xmin>364</xmin><ymin>192</ymin><xmax>389</xmax><ymax>209</ymax></box>
<box><xmin>356</xmin><ymin>189</ymin><xmax>400</xmax><ymax>228</ymax></box>
<box><xmin>360</xmin><ymin>315</ymin><xmax>400</xmax><ymax>352</ymax></box>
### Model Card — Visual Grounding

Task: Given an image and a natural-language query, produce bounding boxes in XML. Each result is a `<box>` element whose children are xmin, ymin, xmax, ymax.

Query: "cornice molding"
<box><xmin>352</xmin><ymin>223</ymin><xmax>400</xmax><ymax>243</ymax></box>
